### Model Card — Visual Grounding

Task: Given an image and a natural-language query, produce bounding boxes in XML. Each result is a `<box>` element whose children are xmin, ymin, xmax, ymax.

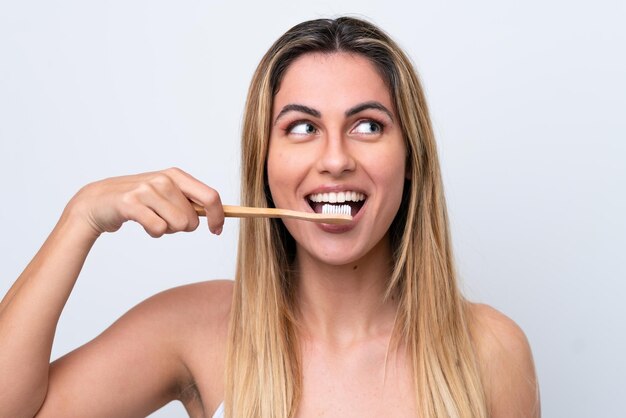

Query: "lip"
<box><xmin>301</xmin><ymin>184</ymin><xmax>369</xmax><ymax>234</ymax></box>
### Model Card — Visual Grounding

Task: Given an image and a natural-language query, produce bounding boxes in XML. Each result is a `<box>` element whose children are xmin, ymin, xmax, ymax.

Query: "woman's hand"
<box><xmin>67</xmin><ymin>167</ymin><xmax>225</xmax><ymax>238</ymax></box>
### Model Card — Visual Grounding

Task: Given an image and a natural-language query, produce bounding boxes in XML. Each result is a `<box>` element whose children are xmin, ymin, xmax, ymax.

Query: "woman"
<box><xmin>0</xmin><ymin>17</ymin><xmax>539</xmax><ymax>418</ymax></box>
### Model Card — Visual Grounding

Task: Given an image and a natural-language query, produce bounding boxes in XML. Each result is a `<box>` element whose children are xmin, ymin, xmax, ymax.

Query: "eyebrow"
<box><xmin>273</xmin><ymin>101</ymin><xmax>394</xmax><ymax>125</ymax></box>
<box><xmin>345</xmin><ymin>101</ymin><xmax>394</xmax><ymax>122</ymax></box>
<box><xmin>274</xmin><ymin>104</ymin><xmax>321</xmax><ymax>125</ymax></box>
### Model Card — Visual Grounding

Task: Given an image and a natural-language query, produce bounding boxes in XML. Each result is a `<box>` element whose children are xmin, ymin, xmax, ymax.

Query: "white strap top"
<box><xmin>211</xmin><ymin>402</ymin><xmax>224</xmax><ymax>418</ymax></box>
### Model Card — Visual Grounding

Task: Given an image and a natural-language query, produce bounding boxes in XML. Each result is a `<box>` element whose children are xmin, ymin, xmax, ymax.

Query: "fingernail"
<box><xmin>214</xmin><ymin>226</ymin><xmax>223</xmax><ymax>235</ymax></box>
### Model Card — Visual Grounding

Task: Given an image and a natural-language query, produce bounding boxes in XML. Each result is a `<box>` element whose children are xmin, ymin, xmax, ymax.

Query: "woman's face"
<box><xmin>267</xmin><ymin>52</ymin><xmax>407</xmax><ymax>266</ymax></box>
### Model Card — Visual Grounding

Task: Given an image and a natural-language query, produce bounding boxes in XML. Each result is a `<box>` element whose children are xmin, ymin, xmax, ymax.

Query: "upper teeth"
<box><xmin>308</xmin><ymin>191</ymin><xmax>366</xmax><ymax>203</ymax></box>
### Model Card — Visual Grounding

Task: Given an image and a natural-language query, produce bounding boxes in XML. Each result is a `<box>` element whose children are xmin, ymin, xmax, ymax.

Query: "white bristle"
<box><xmin>321</xmin><ymin>204</ymin><xmax>351</xmax><ymax>216</ymax></box>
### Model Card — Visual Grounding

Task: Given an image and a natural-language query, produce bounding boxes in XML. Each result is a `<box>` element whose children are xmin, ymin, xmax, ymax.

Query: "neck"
<box><xmin>294</xmin><ymin>236</ymin><xmax>398</xmax><ymax>346</ymax></box>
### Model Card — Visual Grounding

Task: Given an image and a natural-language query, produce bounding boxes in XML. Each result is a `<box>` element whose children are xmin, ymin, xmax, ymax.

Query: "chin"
<box><xmin>310</xmin><ymin>251</ymin><xmax>363</xmax><ymax>267</ymax></box>
<box><xmin>296</xmin><ymin>232</ymin><xmax>389</xmax><ymax>268</ymax></box>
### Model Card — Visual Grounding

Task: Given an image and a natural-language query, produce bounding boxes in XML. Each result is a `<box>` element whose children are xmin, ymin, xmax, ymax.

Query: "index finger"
<box><xmin>162</xmin><ymin>167</ymin><xmax>225</xmax><ymax>234</ymax></box>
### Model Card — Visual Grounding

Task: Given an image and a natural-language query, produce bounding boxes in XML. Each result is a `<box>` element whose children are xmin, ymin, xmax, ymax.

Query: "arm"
<box><xmin>0</xmin><ymin>168</ymin><xmax>224</xmax><ymax>418</ymax></box>
<box><xmin>39</xmin><ymin>281</ymin><xmax>231</xmax><ymax>418</ymax></box>
<box><xmin>470</xmin><ymin>304</ymin><xmax>541</xmax><ymax>418</ymax></box>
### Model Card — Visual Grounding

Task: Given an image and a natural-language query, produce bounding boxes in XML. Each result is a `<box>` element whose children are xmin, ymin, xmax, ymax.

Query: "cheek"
<box><xmin>371</xmin><ymin>146</ymin><xmax>407</xmax><ymax>195</ymax></box>
<box><xmin>368</xmin><ymin>149</ymin><xmax>408</xmax><ymax>226</ymax></box>
<box><xmin>267</xmin><ymin>142</ymin><xmax>305</xmax><ymax>205</ymax></box>
<box><xmin>379</xmin><ymin>168</ymin><xmax>407</xmax><ymax>209</ymax></box>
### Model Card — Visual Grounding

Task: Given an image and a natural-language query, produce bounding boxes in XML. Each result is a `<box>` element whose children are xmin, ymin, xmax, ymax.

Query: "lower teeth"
<box><xmin>321</xmin><ymin>204</ymin><xmax>351</xmax><ymax>216</ymax></box>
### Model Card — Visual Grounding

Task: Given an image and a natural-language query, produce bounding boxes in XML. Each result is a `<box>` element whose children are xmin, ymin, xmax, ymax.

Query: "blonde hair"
<box><xmin>225</xmin><ymin>17</ymin><xmax>487</xmax><ymax>417</ymax></box>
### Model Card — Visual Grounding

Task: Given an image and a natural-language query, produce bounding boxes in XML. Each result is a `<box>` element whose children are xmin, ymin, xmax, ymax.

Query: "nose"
<box><xmin>315</xmin><ymin>132</ymin><xmax>356</xmax><ymax>177</ymax></box>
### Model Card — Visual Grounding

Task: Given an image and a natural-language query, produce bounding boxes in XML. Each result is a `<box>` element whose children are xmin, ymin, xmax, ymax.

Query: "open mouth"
<box><xmin>306</xmin><ymin>191</ymin><xmax>367</xmax><ymax>217</ymax></box>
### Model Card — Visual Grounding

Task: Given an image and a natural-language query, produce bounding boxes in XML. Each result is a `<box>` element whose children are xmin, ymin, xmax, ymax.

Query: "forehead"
<box><xmin>273</xmin><ymin>52</ymin><xmax>394</xmax><ymax>114</ymax></box>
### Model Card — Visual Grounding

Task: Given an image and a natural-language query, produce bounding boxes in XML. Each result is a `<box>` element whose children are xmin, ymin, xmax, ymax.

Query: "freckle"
<box><xmin>353</xmin><ymin>265</ymin><xmax>358</xmax><ymax>270</ymax></box>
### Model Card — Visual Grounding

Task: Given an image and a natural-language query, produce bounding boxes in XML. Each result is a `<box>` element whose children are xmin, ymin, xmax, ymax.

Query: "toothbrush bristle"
<box><xmin>321</xmin><ymin>204</ymin><xmax>351</xmax><ymax>216</ymax></box>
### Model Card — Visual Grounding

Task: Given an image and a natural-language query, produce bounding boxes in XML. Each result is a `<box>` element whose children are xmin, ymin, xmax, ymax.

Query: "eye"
<box><xmin>351</xmin><ymin>120</ymin><xmax>383</xmax><ymax>135</ymax></box>
<box><xmin>287</xmin><ymin>121</ymin><xmax>318</xmax><ymax>135</ymax></box>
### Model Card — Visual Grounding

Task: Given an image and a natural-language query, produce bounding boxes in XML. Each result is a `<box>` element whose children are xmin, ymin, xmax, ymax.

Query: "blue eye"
<box><xmin>288</xmin><ymin>122</ymin><xmax>317</xmax><ymax>135</ymax></box>
<box><xmin>352</xmin><ymin>120</ymin><xmax>383</xmax><ymax>134</ymax></box>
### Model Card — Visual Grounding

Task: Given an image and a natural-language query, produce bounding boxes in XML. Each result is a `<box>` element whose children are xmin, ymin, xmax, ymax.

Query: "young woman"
<box><xmin>0</xmin><ymin>17</ymin><xmax>539</xmax><ymax>418</ymax></box>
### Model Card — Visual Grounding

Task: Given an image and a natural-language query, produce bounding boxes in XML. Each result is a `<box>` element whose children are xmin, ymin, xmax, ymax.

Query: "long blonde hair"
<box><xmin>225</xmin><ymin>17</ymin><xmax>487</xmax><ymax>417</ymax></box>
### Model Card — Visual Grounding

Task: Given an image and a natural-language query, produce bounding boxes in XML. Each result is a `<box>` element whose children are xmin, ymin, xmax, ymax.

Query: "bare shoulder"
<box><xmin>41</xmin><ymin>280</ymin><xmax>233</xmax><ymax>417</ymax></box>
<box><xmin>142</xmin><ymin>279</ymin><xmax>233</xmax><ymax>378</ymax></box>
<box><xmin>467</xmin><ymin>303</ymin><xmax>541</xmax><ymax>418</ymax></box>
<box><xmin>119</xmin><ymin>279</ymin><xmax>234</xmax><ymax>348</ymax></box>
<box><xmin>148</xmin><ymin>280</ymin><xmax>233</xmax><ymax>412</ymax></box>
<box><xmin>468</xmin><ymin>303</ymin><xmax>529</xmax><ymax>354</ymax></box>
<box><xmin>143</xmin><ymin>279</ymin><xmax>234</xmax><ymax>325</ymax></box>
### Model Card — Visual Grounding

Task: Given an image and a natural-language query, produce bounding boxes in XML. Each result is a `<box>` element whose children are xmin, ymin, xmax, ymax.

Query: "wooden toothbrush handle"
<box><xmin>191</xmin><ymin>203</ymin><xmax>351</xmax><ymax>224</ymax></box>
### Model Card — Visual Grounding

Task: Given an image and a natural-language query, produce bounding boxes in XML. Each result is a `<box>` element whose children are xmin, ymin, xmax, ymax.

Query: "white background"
<box><xmin>1</xmin><ymin>1</ymin><xmax>624</xmax><ymax>417</ymax></box>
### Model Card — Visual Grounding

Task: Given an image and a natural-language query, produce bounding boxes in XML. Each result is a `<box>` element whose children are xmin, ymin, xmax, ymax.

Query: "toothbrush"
<box><xmin>191</xmin><ymin>203</ymin><xmax>352</xmax><ymax>224</ymax></box>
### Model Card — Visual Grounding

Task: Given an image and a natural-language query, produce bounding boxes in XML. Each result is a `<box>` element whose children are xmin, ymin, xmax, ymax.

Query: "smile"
<box><xmin>306</xmin><ymin>191</ymin><xmax>367</xmax><ymax>217</ymax></box>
